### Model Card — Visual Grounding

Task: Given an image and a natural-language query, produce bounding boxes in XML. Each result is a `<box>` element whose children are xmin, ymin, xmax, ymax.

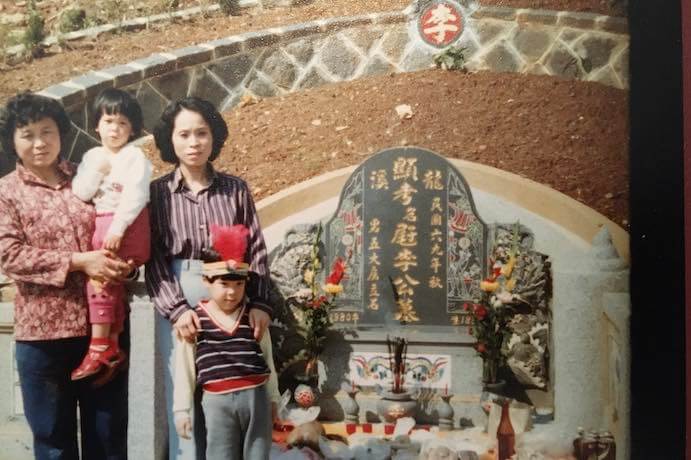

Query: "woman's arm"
<box><xmin>144</xmin><ymin>185</ymin><xmax>195</xmax><ymax>324</ymax></box>
<box><xmin>237</xmin><ymin>181</ymin><xmax>272</xmax><ymax>317</ymax></box>
<box><xmin>0</xmin><ymin>193</ymin><xmax>130</xmax><ymax>285</ymax></box>
<box><xmin>0</xmin><ymin>192</ymin><xmax>71</xmax><ymax>286</ymax></box>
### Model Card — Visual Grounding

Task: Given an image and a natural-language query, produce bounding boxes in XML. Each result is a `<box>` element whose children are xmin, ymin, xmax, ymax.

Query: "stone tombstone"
<box><xmin>268</xmin><ymin>147</ymin><xmax>554</xmax><ymax>422</ymax></box>
<box><xmin>323</xmin><ymin>146</ymin><xmax>488</xmax><ymax>328</ymax></box>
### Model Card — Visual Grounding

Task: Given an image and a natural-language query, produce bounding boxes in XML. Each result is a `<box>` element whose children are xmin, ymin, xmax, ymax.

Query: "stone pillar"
<box><xmin>127</xmin><ymin>291</ymin><xmax>168</xmax><ymax>460</ymax></box>
<box><xmin>550</xmin><ymin>227</ymin><xmax>629</xmax><ymax>440</ymax></box>
<box><xmin>602</xmin><ymin>292</ymin><xmax>630</xmax><ymax>460</ymax></box>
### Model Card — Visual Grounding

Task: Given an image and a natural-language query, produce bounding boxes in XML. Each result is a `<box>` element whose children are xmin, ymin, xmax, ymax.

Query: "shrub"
<box><xmin>101</xmin><ymin>0</ymin><xmax>129</xmax><ymax>23</ymax></box>
<box><xmin>59</xmin><ymin>8</ymin><xmax>87</xmax><ymax>33</ymax></box>
<box><xmin>433</xmin><ymin>45</ymin><xmax>468</xmax><ymax>72</ymax></box>
<box><xmin>22</xmin><ymin>7</ymin><xmax>46</xmax><ymax>58</ymax></box>
<box><xmin>219</xmin><ymin>0</ymin><xmax>241</xmax><ymax>15</ymax></box>
<box><xmin>0</xmin><ymin>24</ymin><xmax>10</xmax><ymax>64</ymax></box>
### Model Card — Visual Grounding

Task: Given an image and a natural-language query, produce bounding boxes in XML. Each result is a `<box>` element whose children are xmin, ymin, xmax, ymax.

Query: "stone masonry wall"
<box><xmin>34</xmin><ymin>5</ymin><xmax>628</xmax><ymax>165</ymax></box>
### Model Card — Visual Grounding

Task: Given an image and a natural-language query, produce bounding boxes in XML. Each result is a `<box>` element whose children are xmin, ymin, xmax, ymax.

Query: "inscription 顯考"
<box><xmin>324</xmin><ymin>147</ymin><xmax>488</xmax><ymax>326</ymax></box>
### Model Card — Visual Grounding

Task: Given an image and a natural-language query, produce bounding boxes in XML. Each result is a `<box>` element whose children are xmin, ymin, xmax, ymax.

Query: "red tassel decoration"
<box><xmin>209</xmin><ymin>224</ymin><xmax>250</xmax><ymax>264</ymax></box>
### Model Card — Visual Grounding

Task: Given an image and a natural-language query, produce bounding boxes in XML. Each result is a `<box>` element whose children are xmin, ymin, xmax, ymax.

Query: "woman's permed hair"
<box><xmin>153</xmin><ymin>97</ymin><xmax>229</xmax><ymax>164</ymax></box>
<box><xmin>0</xmin><ymin>92</ymin><xmax>71</xmax><ymax>159</ymax></box>
<box><xmin>92</xmin><ymin>88</ymin><xmax>143</xmax><ymax>140</ymax></box>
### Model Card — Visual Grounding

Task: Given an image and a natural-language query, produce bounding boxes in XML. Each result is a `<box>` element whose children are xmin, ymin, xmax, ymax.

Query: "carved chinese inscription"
<box><xmin>324</xmin><ymin>147</ymin><xmax>488</xmax><ymax>326</ymax></box>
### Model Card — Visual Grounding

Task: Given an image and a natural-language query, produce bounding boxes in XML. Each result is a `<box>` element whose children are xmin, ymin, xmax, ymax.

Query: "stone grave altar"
<box><xmin>268</xmin><ymin>147</ymin><xmax>553</xmax><ymax>427</ymax></box>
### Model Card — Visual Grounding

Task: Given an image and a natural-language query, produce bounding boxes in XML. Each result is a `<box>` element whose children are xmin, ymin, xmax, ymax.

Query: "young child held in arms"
<box><xmin>71</xmin><ymin>88</ymin><xmax>152</xmax><ymax>380</ymax></box>
<box><xmin>174</xmin><ymin>224</ymin><xmax>279</xmax><ymax>460</ymax></box>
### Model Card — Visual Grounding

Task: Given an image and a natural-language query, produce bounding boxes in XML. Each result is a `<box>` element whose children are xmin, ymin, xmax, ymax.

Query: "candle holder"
<box><xmin>437</xmin><ymin>393</ymin><xmax>454</xmax><ymax>431</ymax></box>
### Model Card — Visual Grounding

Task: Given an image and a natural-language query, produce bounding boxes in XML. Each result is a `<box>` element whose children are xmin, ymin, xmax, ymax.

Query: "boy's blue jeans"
<box><xmin>15</xmin><ymin>334</ymin><xmax>128</xmax><ymax>460</ymax></box>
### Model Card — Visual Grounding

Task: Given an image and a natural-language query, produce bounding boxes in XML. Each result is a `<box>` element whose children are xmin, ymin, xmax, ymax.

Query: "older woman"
<box><xmin>0</xmin><ymin>92</ymin><xmax>134</xmax><ymax>459</ymax></box>
<box><xmin>145</xmin><ymin>97</ymin><xmax>271</xmax><ymax>459</ymax></box>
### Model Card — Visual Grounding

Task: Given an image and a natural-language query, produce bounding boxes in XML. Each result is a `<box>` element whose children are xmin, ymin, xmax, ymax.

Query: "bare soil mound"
<box><xmin>144</xmin><ymin>69</ymin><xmax>629</xmax><ymax>228</ymax></box>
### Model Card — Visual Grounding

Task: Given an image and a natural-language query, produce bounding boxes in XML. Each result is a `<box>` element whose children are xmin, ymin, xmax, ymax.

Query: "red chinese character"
<box><xmin>419</xmin><ymin>2</ymin><xmax>463</xmax><ymax>48</ymax></box>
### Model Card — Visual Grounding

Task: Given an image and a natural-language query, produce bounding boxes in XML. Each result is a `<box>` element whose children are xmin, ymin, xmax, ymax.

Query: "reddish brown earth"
<box><xmin>1</xmin><ymin>0</ymin><xmax>629</xmax><ymax>229</ymax></box>
<box><xmin>0</xmin><ymin>0</ymin><xmax>625</xmax><ymax>102</ymax></box>
<box><xmin>143</xmin><ymin>69</ymin><xmax>629</xmax><ymax>228</ymax></box>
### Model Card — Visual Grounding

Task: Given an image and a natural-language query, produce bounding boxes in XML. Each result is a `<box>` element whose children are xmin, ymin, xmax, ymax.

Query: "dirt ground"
<box><xmin>1</xmin><ymin>0</ymin><xmax>629</xmax><ymax>228</ymax></box>
<box><xmin>142</xmin><ymin>69</ymin><xmax>629</xmax><ymax>228</ymax></box>
<box><xmin>0</xmin><ymin>0</ymin><xmax>625</xmax><ymax>102</ymax></box>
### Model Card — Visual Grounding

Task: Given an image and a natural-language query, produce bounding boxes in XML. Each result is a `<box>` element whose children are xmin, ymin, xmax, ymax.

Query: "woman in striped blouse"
<box><xmin>145</xmin><ymin>97</ymin><xmax>272</xmax><ymax>460</ymax></box>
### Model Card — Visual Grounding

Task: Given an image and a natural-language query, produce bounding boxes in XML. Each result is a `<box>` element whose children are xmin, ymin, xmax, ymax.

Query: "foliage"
<box><xmin>465</xmin><ymin>223</ymin><xmax>522</xmax><ymax>383</ymax></box>
<box><xmin>59</xmin><ymin>8</ymin><xmax>87</xmax><ymax>33</ymax></box>
<box><xmin>219</xmin><ymin>0</ymin><xmax>241</xmax><ymax>15</ymax></box>
<box><xmin>22</xmin><ymin>3</ymin><xmax>46</xmax><ymax>59</ymax></box>
<box><xmin>0</xmin><ymin>24</ymin><xmax>12</xmax><ymax>64</ymax></box>
<box><xmin>144</xmin><ymin>0</ymin><xmax>182</xmax><ymax>17</ymax></box>
<box><xmin>433</xmin><ymin>45</ymin><xmax>467</xmax><ymax>72</ymax></box>
<box><xmin>101</xmin><ymin>0</ymin><xmax>130</xmax><ymax>23</ymax></box>
<box><xmin>286</xmin><ymin>223</ymin><xmax>347</xmax><ymax>377</ymax></box>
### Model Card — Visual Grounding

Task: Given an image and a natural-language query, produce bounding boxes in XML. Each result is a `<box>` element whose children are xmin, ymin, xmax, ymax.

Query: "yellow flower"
<box><xmin>323</xmin><ymin>283</ymin><xmax>343</xmax><ymax>295</ymax></box>
<box><xmin>303</xmin><ymin>269</ymin><xmax>314</xmax><ymax>284</ymax></box>
<box><xmin>480</xmin><ymin>280</ymin><xmax>499</xmax><ymax>292</ymax></box>
<box><xmin>500</xmin><ymin>256</ymin><xmax>516</xmax><ymax>278</ymax></box>
<box><xmin>505</xmin><ymin>278</ymin><xmax>516</xmax><ymax>292</ymax></box>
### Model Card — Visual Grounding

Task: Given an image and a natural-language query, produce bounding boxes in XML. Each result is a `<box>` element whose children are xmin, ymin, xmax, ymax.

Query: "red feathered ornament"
<box><xmin>210</xmin><ymin>224</ymin><xmax>250</xmax><ymax>264</ymax></box>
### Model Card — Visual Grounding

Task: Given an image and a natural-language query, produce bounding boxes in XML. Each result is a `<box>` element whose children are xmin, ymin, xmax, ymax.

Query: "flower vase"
<box><xmin>341</xmin><ymin>389</ymin><xmax>360</xmax><ymax>424</ymax></box>
<box><xmin>437</xmin><ymin>393</ymin><xmax>454</xmax><ymax>431</ymax></box>
<box><xmin>377</xmin><ymin>390</ymin><xmax>418</xmax><ymax>423</ymax></box>
<box><xmin>482</xmin><ymin>358</ymin><xmax>506</xmax><ymax>392</ymax></box>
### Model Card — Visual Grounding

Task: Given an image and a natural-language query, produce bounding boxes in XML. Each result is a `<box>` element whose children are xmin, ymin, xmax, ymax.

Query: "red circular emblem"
<box><xmin>419</xmin><ymin>1</ymin><xmax>464</xmax><ymax>48</ymax></box>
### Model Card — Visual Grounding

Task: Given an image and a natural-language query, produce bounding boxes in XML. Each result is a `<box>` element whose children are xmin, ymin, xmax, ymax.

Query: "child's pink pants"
<box><xmin>87</xmin><ymin>210</ymin><xmax>150</xmax><ymax>332</ymax></box>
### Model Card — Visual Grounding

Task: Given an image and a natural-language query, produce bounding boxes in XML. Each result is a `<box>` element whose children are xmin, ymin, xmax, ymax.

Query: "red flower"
<box><xmin>476</xmin><ymin>342</ymin><xmax>486</xmax><ymax>353</ymax></box>
<box><xmin>473</xmin><ymin>304</ymin><xmax>487</xmax><ymax>320</ymax></box>
<box><xmin>310</xmin><ymin>297</ymin><xmax>324</xmax><ymax>309</ymax></box>
<box><xmin>326</xmin><ymin>257</ymin><xmax>345</xmax><ymax>285</ymax></box>
<box><xmin>463</xmin><ymin>303</ymin><xmax>469</xmax><ymax>311</ymax></box>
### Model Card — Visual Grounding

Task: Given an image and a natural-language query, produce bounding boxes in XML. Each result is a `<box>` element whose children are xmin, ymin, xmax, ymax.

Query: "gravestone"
<box><xmin>268</xmin><ymin>147</ymin><xmax>553</xmax><ymax>424</ymax></box>
<box><xmin>322</xmin><ymin>147</ymin><xmax>488</xmax><ymax>328</ymax></box>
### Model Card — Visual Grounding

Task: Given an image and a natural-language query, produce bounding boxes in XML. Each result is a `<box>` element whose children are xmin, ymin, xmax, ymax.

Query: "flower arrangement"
<box><xmin>288</xmin><ymin>224</ymin><xmax>348</xmax><ymax>378</ymax></box>
<box><xmin>466</xmin><ymin>223</ymin><xmax>522</xmax><ymax>385</ymax></box>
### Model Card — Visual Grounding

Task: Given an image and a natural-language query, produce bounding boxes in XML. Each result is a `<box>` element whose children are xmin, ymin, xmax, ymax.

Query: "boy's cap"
<box><xmin>203</xmin><ymin>224</ymin><xmax>250</xmax><ymax>277</ymax></box>
<box><xmin>202</xmin><ymin>260</ymin><xmax>250</xmax><ymax>277</ymax></box>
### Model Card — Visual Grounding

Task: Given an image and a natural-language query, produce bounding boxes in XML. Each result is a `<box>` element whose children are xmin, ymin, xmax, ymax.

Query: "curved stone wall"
<box><xmin>30</xmin><ymin>5</ymin><xmax>628</xmax><ymax>165</ymax></box>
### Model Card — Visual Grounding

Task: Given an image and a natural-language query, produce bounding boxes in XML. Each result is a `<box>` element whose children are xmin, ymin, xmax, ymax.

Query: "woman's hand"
<box><xmin>174</xmin><ymin>309</ymin><xmax>201</xmax><ymax>342</ymax></box>
<box><xmin>249</xmin><ymin>308</ymin><xmax>270</xmax><ymax>341</ymax></box>
<box><xmin>70</xmin><ymin>249</ymin><xmax>133</xmax><ymax>283</ymax></box>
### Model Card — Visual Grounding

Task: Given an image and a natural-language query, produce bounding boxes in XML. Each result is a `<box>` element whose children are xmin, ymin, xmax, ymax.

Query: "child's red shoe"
<box><xmin>91</xmin><ymin>350</ymin><xmax>127</xmax><ymax>387</ymax></box>
<box><xmin>71</xmin><ymin>347</ymin><xmax>124</xmax><ymax>381</ymax></box>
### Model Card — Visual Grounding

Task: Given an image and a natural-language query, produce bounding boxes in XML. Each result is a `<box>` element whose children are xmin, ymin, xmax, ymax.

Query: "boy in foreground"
<box><xmin>173</xmin><ymin>224</ymin><xmax>279</xmax><ymax>460</ymax></box>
